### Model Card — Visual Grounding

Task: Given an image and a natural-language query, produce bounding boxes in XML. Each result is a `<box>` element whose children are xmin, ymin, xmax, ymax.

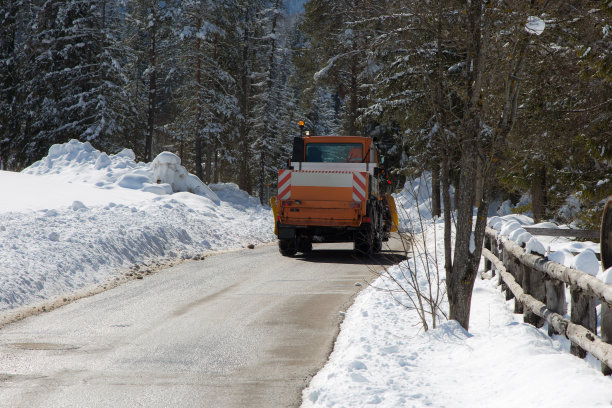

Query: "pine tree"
<box><xmin>175</xmin><ymin>0</ymin><xmax>240</xmax><ymax>183</ymax></box>
<box><xmin>0</xmin><ymin>0</ymin><xmax>28</xmax><ymax>169</ymax></box>
<box><xmin>251</xmin><ymin>0</ymin><xmax>294</xmax><ymax>203</ymax></box>
<box><xmin>125</xmin><ymin>0</ymin><xmax>181</xmax><ymax>161</ymax></box>
<box><xmin>297</xmin><ymin>0</ymin><xmax>377</xmax><ymax>135</ymax></box>
<box><xmin>20</xmin><ymin>0</ymin><xmax>111</xmax><ymax>161</ymax></box>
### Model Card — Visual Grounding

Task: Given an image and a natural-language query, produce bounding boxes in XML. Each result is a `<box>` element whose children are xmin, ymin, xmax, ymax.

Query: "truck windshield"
<box><xmin>305</xmin><ymin>143</ymin><xmax>363</xmax><ymax>163</ymax></box>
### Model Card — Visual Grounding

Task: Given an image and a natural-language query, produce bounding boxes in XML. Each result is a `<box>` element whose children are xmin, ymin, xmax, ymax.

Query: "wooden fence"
<box><xmin>483</xmin><ymin>203</ymin><xmax>612</xmax><ymax>375</ymax></box>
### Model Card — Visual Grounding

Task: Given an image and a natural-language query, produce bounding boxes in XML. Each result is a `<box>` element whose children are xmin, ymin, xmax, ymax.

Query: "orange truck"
<box><xmin>271</xmin><ymin>133</ymin><xmax>399</xmax><ymax>256</ymax></box>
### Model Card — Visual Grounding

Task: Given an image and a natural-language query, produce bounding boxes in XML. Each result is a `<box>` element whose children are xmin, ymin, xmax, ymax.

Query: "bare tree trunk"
<box><xmin>194</xmin><ymin>17</ymin><xmax>203</xmax><ymax>181</ymax></box>
<box><xmin>441</xmin><ymin>157</ymin><xmax>453</xmax><ymax>280</ymax></box>
<box><xmin>447</xmin><ymin>0</ymin><xmax>484</xmax><ymax>330</ymax></box>
<box><xmin>213</xmin><ymin>141</ymin><xmax>220</xmax><ymax>183</ymax></box>
<box><xmin>448</xmin><ymin>148</ymin><xmax>478</xmax><ymax>328</ymax></box>
<box><xmin>238</xmin><ymin>14</ymin><xmax>251</xmax><ymax>193</ymax></box>
<box><xmin>432</xmin><ymin>161</ymin><xmax>441</xmax><ymax>218</ymax></box>
<box><xmin>205</xmin><ymin>139</ymin><xmax>212</xmax><ymax>184</ymax></box>
<box><xmin>179</xmin><ymin>138</ymin><xmax>184</xmax><ymax>164</ymax></box>
<box><xmin>205</xmin><ymin>37</ymin><xmax>220</xmax><ymax>185</ymax></box>
<box><xmin>145</xmin><ymin>16</ymin><xmax>156</xmax><ymax>163</ymax></box>
<box><xmin>531</xmin><ymin>165</ymin><xmax>547</xmax><ymax>223</ymax></box>
<box><xmin>348</xmin><ymin>59</ymin><xmax>358</xmax><ymax>135</ymax></box>
<box><xmin>474</xmin><ymin>155</ymin><xmax>484</xmax><ymax>206</ymax></box>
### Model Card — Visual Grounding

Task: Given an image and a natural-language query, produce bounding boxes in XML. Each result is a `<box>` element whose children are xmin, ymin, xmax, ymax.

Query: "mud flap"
<box><xmin>278</xmin><ymin>226</ymin><xmax>296</xmax><ymax>239</ymax></box>
<box><xmin>270</xmin><ymin>196</ymin><xmax>278</xmax><ymax>235</ymax></box>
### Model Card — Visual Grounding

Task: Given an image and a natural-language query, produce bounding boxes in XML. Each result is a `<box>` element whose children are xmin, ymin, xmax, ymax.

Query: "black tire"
<box><xmin>279</xmin><ymin>239</ymin><xmax>297</xmax><ymax>257</ymax></box>
<box><xmin>355</xmin><ymin>226</ymin><xmax>374</xmax><ymax>255</ymax></box>
<box><xmin>373</xmin><ymin>229</ymin><xmax>383</xmax><ymax>253</ymax></box>
<box><xmin>297</xmin><ymin>238</ymin><xmax>312</xmax><ymax>254</ymax></box>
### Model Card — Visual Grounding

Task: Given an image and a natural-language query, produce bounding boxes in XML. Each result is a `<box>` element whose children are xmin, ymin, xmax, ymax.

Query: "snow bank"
<box><xmin>24</xmin><ymin>139</ymin><xmax>220</xmax><ymax>203</ymax></box>
<box><xmin>152</xmin><ymin>152</ymin><xmax>220</xmax><ymax>204</ymax></box>
<box><xmin>302</xmin><ymin>250</ymin><xmax>612</xmax><ymax>408</ymax></box>
<box><xmin>392</xmin><ymin>172</ymin><xmax>452</xmax><ymax>232</ymax></box>
<box><xmin>210</xmin><ymin>182</ymin><xmax>262</xmax><ymax>209</ymax></box>
<box><xmin>24</xmin><ymin>139</ymin><xmax>146</xmax><ymax>189</ymax></box>
<box><xmin>0</xmin><ymin>140</ymin><xmax>274</xmax><ymax>311</ymax></box>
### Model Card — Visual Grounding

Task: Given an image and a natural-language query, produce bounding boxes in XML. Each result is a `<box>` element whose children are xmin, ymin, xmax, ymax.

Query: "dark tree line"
<box><xmin>0</xmin><ymin>0</ymin><xmax>299</xmax><ymax>202</ymax></box>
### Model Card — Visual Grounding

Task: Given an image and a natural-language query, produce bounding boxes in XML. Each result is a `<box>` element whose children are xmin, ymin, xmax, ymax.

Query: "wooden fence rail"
<box><xmin>523</xmin><ymin>227</ymin><xmax>600</xmax><ymax>241</ymax></box>
<box><xmin>483</xmin><ymin>225</ymin><xmax>612</xmax><ymax>376</ymax></box>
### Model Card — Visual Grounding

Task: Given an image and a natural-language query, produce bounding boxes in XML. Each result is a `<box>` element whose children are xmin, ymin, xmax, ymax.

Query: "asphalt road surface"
<box><xmin>0</xmin><ymin>237</ymin><xmax>405</xmax><ymax>408</ymax></box>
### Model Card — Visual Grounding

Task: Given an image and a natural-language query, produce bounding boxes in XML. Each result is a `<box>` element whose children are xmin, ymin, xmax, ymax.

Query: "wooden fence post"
<box><xmin>512</xmin><ymin>259</ymin><xmax>524</xmax><ymax>314</ymax></box>
<box><xmin>601</xmin><ymin>196</ymin><xmax>611</xmax><ymax>374</ymax></box>
<box><xmin>492</xmin><ymin>237</ymin><xmax>499</xmax><ymax>278</ymax></box>
<box><xmin>570</xmin><ymin>285</ymin><xmax>598</xmax><ymax>359</ymax></box>
<box><xmin>523</xmin><ymin>265</ymin><xmax>546</xmax><ymax>328</ymax></box>
<box><xmin>501</xmin><ymin>249</ymin><xmax>513</xmax><ymax>300</ymax></box>
<box><xmin>601</xmin><ymin>197</ymin><xmax>611</xmax><ymax>275</ymax></box>
<box><xmin>602</xmin><ymin>303</ymin><xmax>612</xmax><ymax>375</ymax></box>
<box><xmin>484</xmin><ymin>235</ymin><xmax>492</xmax><ymax>274</ymax></box>
<box><xmin>545</xmin><ymin>278</ymin><xmax>566</xmax><ymax>336</ymax></box>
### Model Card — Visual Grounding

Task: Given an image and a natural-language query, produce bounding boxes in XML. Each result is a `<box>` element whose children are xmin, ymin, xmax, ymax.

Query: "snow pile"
<box><xmin>302</xmin><ymin>243</ymin><xmax>612</xmax><ymax>408</ymax></box>
<box><xmin>151</xmin><ymin>152</ymin><xmax>220</xmax><ymax>204</ymax></box>
<box><xmin>210</xmin><ymin>182</ymin><xmax>262</xmax><ymax>209</ymax></box>
<box><xmin>525</xmin><ymin>236</ymin><xmax>547</xmax><ymax>256</ymax></box>
<box><xmin>24</xmin><ymin>139</ymin><xmax>147</xmax><ymax>189</ymax></box>
<box><xmin>0</xmin><ymin>140</ymin><xmax>274</xmax><ymax>311</ymax></box>
<box><xmin>601</xmin><ymin>268</ymin><xmax>612</xmax><ymax>285</ymax></box>
<box><xmin>573</xmin><ymin>250</ymin><xmax>600</xmax><ymax>277</ymax></box>
<box><xmin>392</xmin><ymin>172</ymin><xmax>452</xmax><ymax>232</ymax></box>
<box><xmin>24</xmin><ymin>139</ymin><xmax>221</xmax><ymax>204</ymax></box>
<box><xmin>525</xmin><ymin>16</ymin><xmax>546</xmax><ymax>36</ymax></box>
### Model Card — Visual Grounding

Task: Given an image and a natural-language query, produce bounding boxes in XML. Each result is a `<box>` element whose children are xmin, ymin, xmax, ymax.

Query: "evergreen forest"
<box><xmin>1</xmin><ymin>0</ymin><xmax>610</xmax><ymax>225</ymax></box>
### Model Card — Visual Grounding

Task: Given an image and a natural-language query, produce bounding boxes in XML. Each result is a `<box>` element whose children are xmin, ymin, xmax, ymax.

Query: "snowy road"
<box><xmin>0</xmin><ymin>238</ymin><xmax>405</xmax><ymax>408</ymax></box>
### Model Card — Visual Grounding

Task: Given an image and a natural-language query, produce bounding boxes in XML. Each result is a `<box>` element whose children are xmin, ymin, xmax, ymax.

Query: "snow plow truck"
<box><xmin>271</xmin><ymin>131</ymin><xmax>399</xmax><ymax>256</ymax></box>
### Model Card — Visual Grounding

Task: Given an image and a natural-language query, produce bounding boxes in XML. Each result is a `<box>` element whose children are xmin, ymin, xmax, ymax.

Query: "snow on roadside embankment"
<box><xmin>0</xmin><ymin>140</ymin><xmax>274</xmax><ymax>312</ymax></box>
<box><xmin>301</xmin><ymin>173</ymin><xmax>612</xmax><ymax>408</ymax></box>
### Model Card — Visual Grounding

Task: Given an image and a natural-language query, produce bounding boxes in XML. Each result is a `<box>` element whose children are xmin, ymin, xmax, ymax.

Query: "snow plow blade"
<box><xmin>386</xmin><ymin>194</ymin><xmax>399</xmax><ymax>233</ymax></box>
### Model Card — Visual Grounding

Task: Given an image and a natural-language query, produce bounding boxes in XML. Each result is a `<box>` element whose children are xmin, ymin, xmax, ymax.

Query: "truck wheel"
<box><xmin>355</xmin><ymin>227</ymin><xmax>374</xmax><ymax>255</ymax></box>
<box><xmin>373</xmin><ymin>230</ymin><xmax>383</xmax><ymax>253</ymax></box>
<box><xmin>279</xmin><ymin>239</ymin><xmax>297</xmax><ymax>257</ymax></box>
<box><xmin>297</xmin><ymin>238</ymin><xmax>312</xmax><ymax>254</ymax></box>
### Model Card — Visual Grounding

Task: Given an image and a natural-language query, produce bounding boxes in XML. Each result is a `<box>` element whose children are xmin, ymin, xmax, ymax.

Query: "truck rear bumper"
<box><xmin>277</xmin><ymin>224</ymin><xmax>364</xmax><ymax>243</ymax></box>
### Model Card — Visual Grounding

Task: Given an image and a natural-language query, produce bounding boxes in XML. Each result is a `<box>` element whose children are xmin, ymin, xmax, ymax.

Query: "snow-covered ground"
<box><xmin>2</xmin><ymin>146</ymin><xmax>611</xmax><ymax>407</ymax></box>
<box><xmin>0</xmin><ymin>140</ymin><xmax>274</xmax><ymax>313</ymax></box>
<box><xmin>301</xmin><ymin>173</ymin><xmax>612</xmax><ymax>408</ymax></box>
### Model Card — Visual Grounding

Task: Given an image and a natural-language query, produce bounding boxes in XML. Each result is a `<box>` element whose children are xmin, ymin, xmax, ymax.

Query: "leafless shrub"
<box><xmin>371</xmin><ymin>175</ymin><xmax>448</xmax><ymax>331</ymax></box>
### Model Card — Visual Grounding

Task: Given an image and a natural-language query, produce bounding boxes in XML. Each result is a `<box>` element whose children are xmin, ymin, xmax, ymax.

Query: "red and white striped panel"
<box><xmin>352</xmin><ymin>172</ymin><xmax>367</xmax><ymax>202</ymax></box>
<box><xmin>278</xmin><ymin>169</ymin><xmax>291</xmax><ymax>200</ymax></box>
